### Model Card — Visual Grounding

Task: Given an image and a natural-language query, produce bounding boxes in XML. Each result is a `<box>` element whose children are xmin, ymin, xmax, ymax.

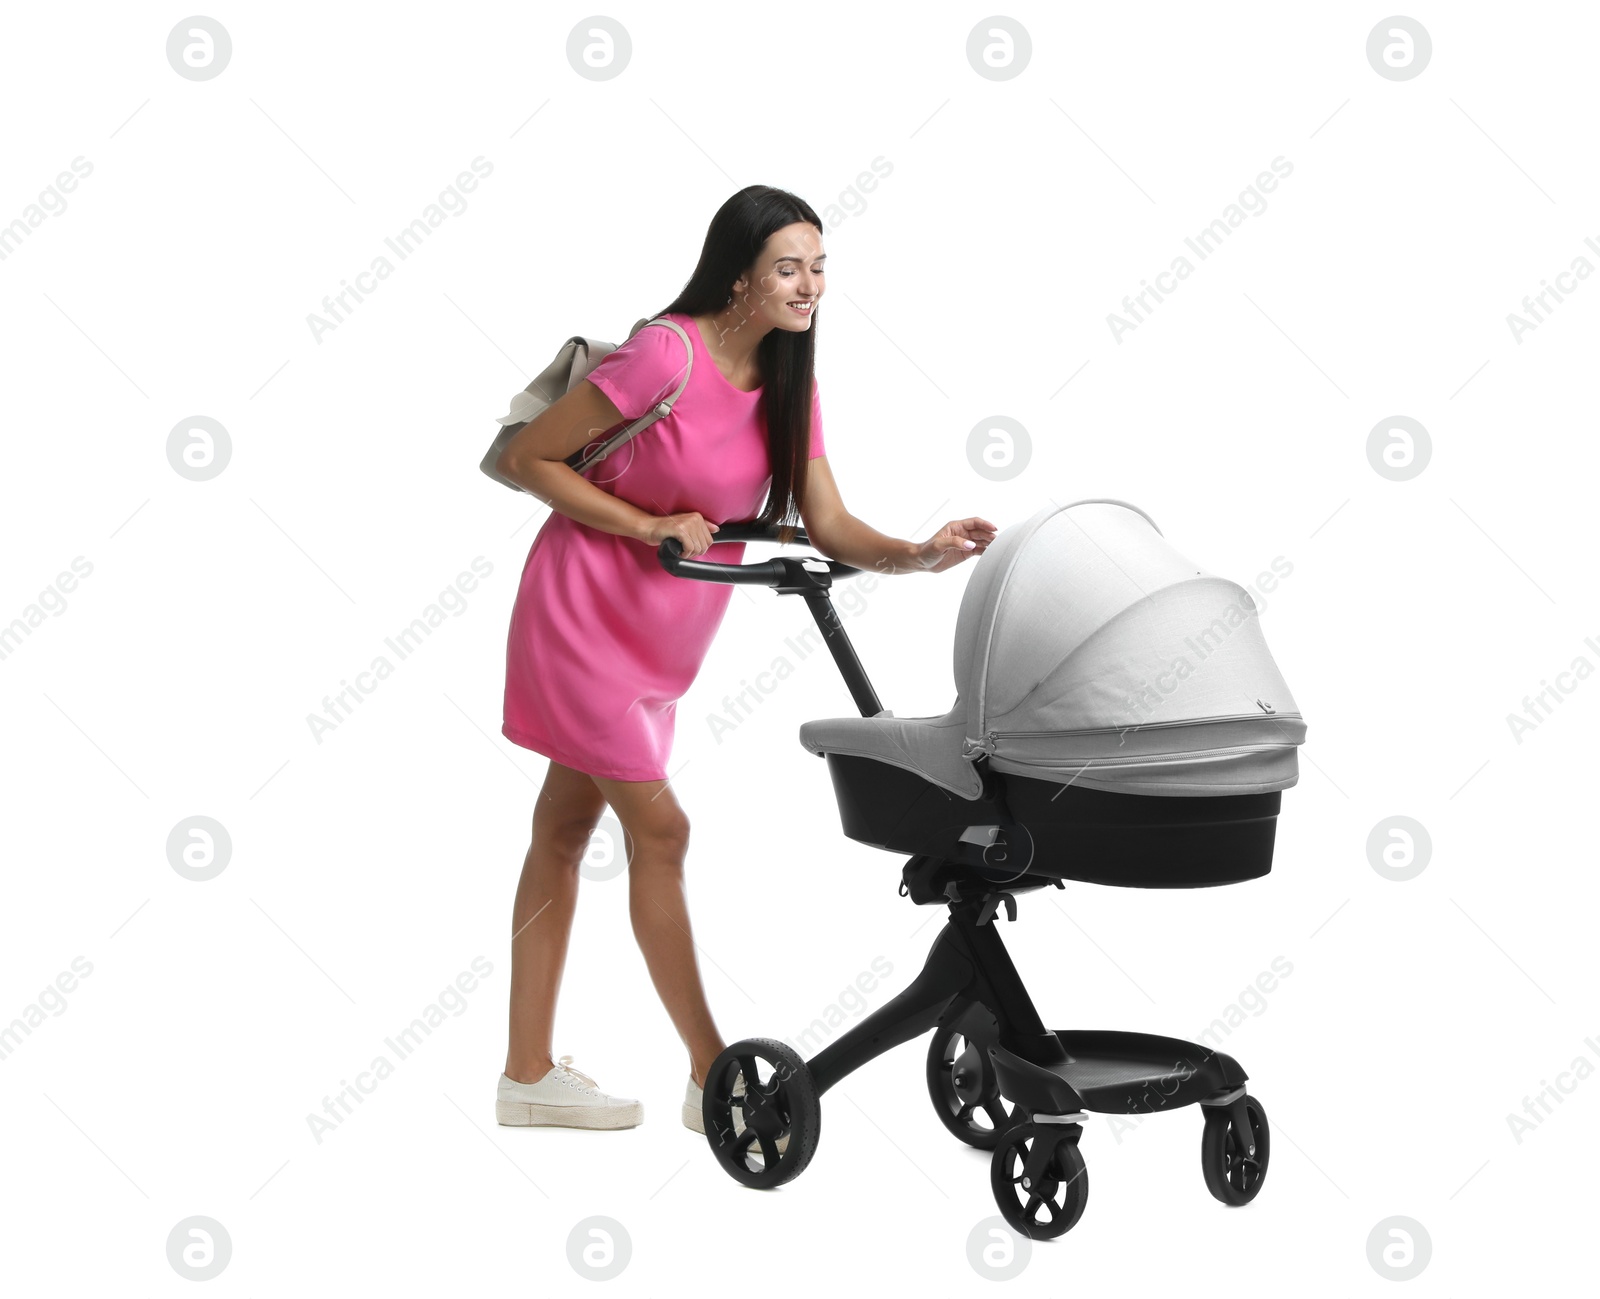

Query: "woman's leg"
<box><xmin>504</xmin><ymin>759</ymin><xmax>609</xmax><ymax>1083</ymax></box>
<box><xmin>588</xmin><ymin>775</ymin><xmax>726</xmax><ymax>1088</ymax></box>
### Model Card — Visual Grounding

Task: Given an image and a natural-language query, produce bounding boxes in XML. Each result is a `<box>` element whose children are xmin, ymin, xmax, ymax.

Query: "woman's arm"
<box><xmin>497</xmin><ymin>380</ymin><xmax>724</xmax><ymax>557</ymax></box>
<box><xmin>494</xmin><ymin>379</ymin><xmax>658</xmax><ymax>540</ymax></box>
<box><xmin>800</xmin><ymin>455</ymin><xmax>997</xmax><ymax>575</ymax></box>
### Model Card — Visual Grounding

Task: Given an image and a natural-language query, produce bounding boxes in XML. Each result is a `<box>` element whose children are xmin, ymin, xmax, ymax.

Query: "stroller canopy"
<box><xmin>799</xmin><ymin>500</ymin><xmax>1306</xmax><ymax>799</ymax></box>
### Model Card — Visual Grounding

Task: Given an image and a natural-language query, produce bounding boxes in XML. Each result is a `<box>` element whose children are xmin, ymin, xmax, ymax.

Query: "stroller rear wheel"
<box><xmin>989</xmin><ymin>1121</ymin><xmax>1090</xmax><ymax>1240</ymax></box>
<box><xmin>926</xmin><ymin>1026</ymin><xmax>1027</xmax><ymax>1150</ymax></box>
<box><xmin>1200</xmin><ymin>1093</ymin><xmax>1270</xmax><ymax>1206</ymax></box>
<box><xmin>702</xmin><ymin>1038</ymin><xmax>820</xmax><ymax>1189</ymax></box>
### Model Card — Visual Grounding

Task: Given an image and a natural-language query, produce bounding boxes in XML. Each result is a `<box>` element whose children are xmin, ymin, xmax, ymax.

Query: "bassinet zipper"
<box><xmin>985</xmin><ymin>709</ymin><xmax>1302</xmax><ymax>740</ymax></box>
<box><xmin>991</xmin><ymin>742</ymin><xmax>1291</xmax><ymax>771</ymax></box>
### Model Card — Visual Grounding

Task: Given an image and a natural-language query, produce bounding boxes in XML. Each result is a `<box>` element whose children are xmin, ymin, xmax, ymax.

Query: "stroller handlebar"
<box><xmin>656</xmin><ymin>520</ymin><xmax>864</xmax><ymax>586</ymax></box>
<box><xmin>658</xmin><ymin>520</ymin><xmax>884</xmax><ymax>715</ymax></box>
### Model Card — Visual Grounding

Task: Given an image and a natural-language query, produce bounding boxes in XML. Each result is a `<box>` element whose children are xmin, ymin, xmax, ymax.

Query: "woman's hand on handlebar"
<box><xmin>639</xmin><ymin>511</ymin><xmax>721</xmax><ymax>559</ymax></box>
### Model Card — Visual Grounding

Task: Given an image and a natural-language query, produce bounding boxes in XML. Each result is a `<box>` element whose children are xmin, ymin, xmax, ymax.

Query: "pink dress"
<box><xmin>502</xmin><ymin>312</ymin><xmax>826</xmax><ymax>781</ymax></box>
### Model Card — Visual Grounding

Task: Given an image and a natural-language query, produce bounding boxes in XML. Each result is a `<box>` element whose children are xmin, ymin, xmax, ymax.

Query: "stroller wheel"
<box><xmin>702</xmin><ymin>1038</ymin><xmax>820</xmax><ymax>1189</ymax></box>
<box><xmin>926</xmin><ymin>1027</ymin><xmax>1026</xmax><ymax>1150</ymax></box>
<box><xmin>1200</xmin><ymin>1093</ymin><xmax>1270</xmax><ymax>1206</ymax></box>
<box><xmin>989</xmin><ymin>1122</ymin><xmax>1089</xmax><ymax>1240</ymax></box>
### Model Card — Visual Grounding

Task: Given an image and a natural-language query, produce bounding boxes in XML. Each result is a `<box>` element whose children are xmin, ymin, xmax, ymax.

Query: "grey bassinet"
<box><xmin>797</xmin><ymin>500</ymin><xmax>1307</xmax><ymax>887</ymax></box>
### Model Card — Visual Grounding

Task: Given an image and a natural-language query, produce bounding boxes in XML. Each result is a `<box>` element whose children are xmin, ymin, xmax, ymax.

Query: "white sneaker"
<box><xmin>685</xmin><ymin>1071</ymin><xmax>789</xmax><ymax>1156</ymax></box>
<box><xmin>683</xmin><ymin>1074</ymin><xmax>707</xmax><ymax>1133</ymax></box>
<box><xmin>496</xmin><ymin>1055</ymin><xmax>642</xmax><ymax>1129</ymax></box>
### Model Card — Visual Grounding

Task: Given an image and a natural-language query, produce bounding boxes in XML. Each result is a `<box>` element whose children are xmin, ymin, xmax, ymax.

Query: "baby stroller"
<box><xmin>658</xmin><ymin>499</ymin><xmax>1306</xmax><ymax>1239</ymax></box>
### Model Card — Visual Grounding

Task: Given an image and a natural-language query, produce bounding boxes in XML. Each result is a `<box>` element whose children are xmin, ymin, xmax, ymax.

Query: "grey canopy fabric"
<box><xmin>798</xmin><ymin>499</ymin><xmax>1306</xmax><ymax>799</ymax></box>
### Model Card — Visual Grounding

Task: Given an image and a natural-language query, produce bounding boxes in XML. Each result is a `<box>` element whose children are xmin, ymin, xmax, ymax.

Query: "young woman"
<box><xmin>491</xmin><ymin>184</ymin><xmax>997</xmax><ymax>1131</ymax></box>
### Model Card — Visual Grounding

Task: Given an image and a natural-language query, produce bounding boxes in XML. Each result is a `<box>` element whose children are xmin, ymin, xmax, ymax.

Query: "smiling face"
<box><xmin>730</xmin><ymin>221</ymin><xmax>826</xmax><ymax>332</ymax></box>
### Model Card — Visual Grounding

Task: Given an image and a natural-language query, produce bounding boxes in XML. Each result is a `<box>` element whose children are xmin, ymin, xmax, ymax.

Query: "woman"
<box><xmin>491</xmin><ymin>184</ymin><xmax>997</xmax><ymax>1131</ymax></box>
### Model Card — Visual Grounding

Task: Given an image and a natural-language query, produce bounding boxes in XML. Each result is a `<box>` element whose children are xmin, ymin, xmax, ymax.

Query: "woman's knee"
<box><xmin>535</xmin><ymin>764</ymin><xmax>604</xmax><ymax>823</ymax></box>
<box><xmin>532</xmin><ymin>800</ymin><xmax>607</xmax><ymax>867</ymax></box>
<box><xmin>627</xmin><ymin>810</ymin><xmax>691</xmax><ymax>866</ymax></box>
<box><xmin>587</xmin><ymin>775</ymin><xmax>691</xmax><ymax>867</ymax></box>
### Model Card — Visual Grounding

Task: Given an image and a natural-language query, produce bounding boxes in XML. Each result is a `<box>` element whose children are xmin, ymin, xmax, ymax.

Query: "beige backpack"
<box><xmin>480</xmin><ymin>315</ymin><xmax>693</xmax><ymax>492</ymax></box>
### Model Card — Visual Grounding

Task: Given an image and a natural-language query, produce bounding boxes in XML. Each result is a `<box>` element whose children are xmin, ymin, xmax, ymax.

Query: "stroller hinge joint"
<box><xmin>973</xmin><ymin>891</ymin><xmax>1018</xmax><ymax>926</ymax></box>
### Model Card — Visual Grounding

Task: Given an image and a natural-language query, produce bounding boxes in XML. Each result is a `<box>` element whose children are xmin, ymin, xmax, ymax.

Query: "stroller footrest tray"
<box><xmin>1045</xmin><ymin>1029</ymin><xmax>1247</xmax><ymax>1113</ymax></box>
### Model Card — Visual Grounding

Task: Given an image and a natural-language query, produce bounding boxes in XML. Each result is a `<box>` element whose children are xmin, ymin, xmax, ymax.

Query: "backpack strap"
<box><xmin>567</xmin><ymin>316</ymin><xmax>695</xmax><ymax>476</ymax></box>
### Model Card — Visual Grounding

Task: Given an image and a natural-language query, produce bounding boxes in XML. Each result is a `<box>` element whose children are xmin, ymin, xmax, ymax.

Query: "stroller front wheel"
<box><xmin>702</xmin><ymin>1037</ymin><xmax>820</xmax><ymax>1189</ymax></box>
<box><xmin>989</xmin><ymin>1121</ymin><xmax>1090</xmax><ymax>1239</ymax></box>
<box><xmin>926</xmin><ymin>1026</ymin><xmax>1027</xmax><ymax>1150</ymax></box>
<box><xmin>1200</xmin><ymin>1093</ymin><xmax>1270</xmax><ymax>1206</ymax></box>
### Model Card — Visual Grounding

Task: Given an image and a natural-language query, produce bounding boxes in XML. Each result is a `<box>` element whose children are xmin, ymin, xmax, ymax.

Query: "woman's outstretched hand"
<box><xmin>911</xmin><ymin>516</ymin><xmax>999</xmax><ymax>573</ymax></box>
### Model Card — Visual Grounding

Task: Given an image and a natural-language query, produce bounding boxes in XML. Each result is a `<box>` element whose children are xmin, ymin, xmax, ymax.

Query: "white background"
<box><xmin>2</xmin><ymin>1</ymin><xmax>1595</xmax><ymax>1291</ymax></box>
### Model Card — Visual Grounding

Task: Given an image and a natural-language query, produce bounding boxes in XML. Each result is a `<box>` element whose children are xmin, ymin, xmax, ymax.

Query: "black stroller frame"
<box><xmin>660</xmin><ymin>522</ymin><xmax>1275</xmax><ymax>1240</ymax></box>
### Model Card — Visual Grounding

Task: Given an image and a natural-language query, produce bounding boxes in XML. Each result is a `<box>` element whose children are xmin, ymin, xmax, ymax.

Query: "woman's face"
<box><xmin>732</xmin><ymin>221</ymin><xmax>825</xmax><ymax>332</ymax></box>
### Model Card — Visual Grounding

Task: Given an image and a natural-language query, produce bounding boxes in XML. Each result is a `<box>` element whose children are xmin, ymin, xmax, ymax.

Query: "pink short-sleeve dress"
<box><xmin>502</xmin><ymin>312</ymin><xmax>825</xmax><ymax>781</ymax></box>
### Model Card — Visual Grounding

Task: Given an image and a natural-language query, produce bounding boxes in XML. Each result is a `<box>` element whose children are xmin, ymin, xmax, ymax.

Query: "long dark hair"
<box><xmin>657</xmin><ymin>185</ymin><xmax>822</xmax><ymax>542</ymax></box>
